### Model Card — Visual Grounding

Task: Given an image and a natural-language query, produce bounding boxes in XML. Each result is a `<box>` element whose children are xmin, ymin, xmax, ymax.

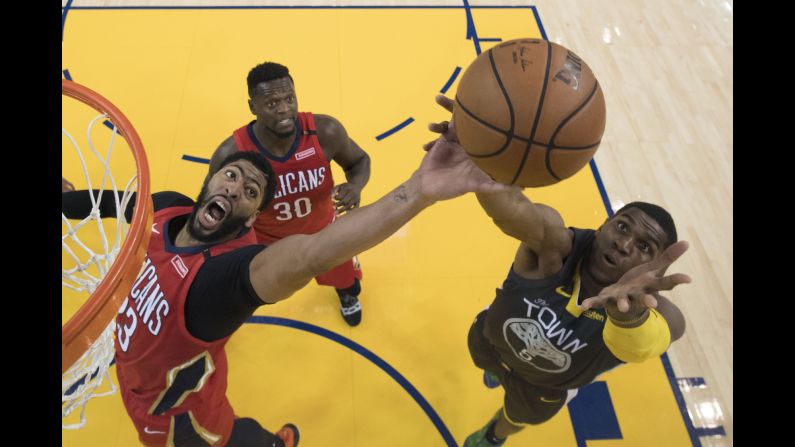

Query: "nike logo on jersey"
<box><xmin>152</xmin><ymin>223</ymin><xmax>160</xmax><ymax>234</ymax></box>
<box><xmin>555</xmin><ymin>286</ymin><xmax>572</xmax><ymax>298</ymax></box>
<box><xmin>540</xmin><ymin>397</ymin><xmax>562</xmax><ymax>403</ymax></box>
<box><xmin>144</xmin><ymin>426</ymin><xmax>166</xmax><ymax>435</ymax></box>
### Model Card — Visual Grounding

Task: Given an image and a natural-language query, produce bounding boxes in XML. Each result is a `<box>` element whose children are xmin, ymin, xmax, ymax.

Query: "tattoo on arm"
<box><xmin>394</xmin><ymin>185</ymin><xmax>408</xmax><ymax>203</ymax></box>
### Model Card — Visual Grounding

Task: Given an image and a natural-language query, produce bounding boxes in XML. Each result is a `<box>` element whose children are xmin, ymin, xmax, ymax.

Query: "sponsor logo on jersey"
<box><xmin>171</xmin><ymin>255</ymin><xmax>189</xmax><ymax>278</ymax></box>
<box><xmin>555</xmin><ymin>286</ymin><xmax>572</xmax><ymax>298</ymax></box>
<box><xmin>295</xmin><ymin>146</ymin><xmax>316</xmax><ymax>161</ymax></box>
<box><xmin>582</xmin><ymin>310</ymin><xmax>605</xmax><ymax>322</ymax></box>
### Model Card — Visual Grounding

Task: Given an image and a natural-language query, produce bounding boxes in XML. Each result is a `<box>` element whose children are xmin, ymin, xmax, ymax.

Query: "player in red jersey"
<box><xmin>63</xmin><ymin>129</ymin><xmax>510</xmax><ymax>446</ymax></box>
<box><xmin>208</xmin><ymin>62</ymin><xmax>370</xmax><ymax>326</ymax></box>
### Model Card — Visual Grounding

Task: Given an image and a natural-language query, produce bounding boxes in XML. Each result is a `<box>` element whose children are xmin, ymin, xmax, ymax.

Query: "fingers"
<box><xmin>428</xmin><ymin>121</ymin><xmax>449</xmax><ymax>135</ymax></box>
<box><xmin>649</xmin><ymin>273</ymin><xmax>692</xmax><ymax>292</ymax></box>
<box><xmin>654</xmin><ymin>240</ymin><xmax>690</xmax><ymax>271</ymax></box>
<box><xmin>615</xmin><ymin>292</ymin><xmax>630</xmax><ymax>313</ymax></box>
<box><xmin>333</xmin><ymin>185</ymin><xmax>360</xmax><ymax>212</ymax></box>
<box><xmin>62</xmin><ymin>177</ymin><xmax>75</xmax><ymax>192</ymax></box>
<box><xmin>641</xmin><ymin>293</ymin><xmax>658</xmax><ymax>309</ymax></box>
<box><xmin>435</xmin><ymin>94</ymin><xmax>455</xmax><ymax>113</ymax></box>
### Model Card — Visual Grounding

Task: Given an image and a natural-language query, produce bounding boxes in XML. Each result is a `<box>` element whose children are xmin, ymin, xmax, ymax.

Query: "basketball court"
<box><xmin>62</xmin><ymin>1</ymin><xmax>732</xmax><ymax>446</ymax></box>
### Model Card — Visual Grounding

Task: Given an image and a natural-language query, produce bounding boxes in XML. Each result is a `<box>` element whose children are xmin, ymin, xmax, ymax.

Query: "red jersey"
<box><xmin>233</xmin><ymin>112</ymin><xmax>335</xmax><ymax>243</ymax></box>
<box><xmin>114</xmin><ymin>206</ymin><xmax>257</xmax><ymax>446</ymax></box>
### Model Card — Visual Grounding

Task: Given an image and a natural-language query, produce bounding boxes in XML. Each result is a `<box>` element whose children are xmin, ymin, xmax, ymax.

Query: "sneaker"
<box><xmin>274</xmin><ymin>423</ymin><xmax>300</xmax><ymax>447</ymax></box>
<box><xmin>339</xmin><ymin>293</ymin><xmax>362</xmax><ymax>326</ymax></box>
<box><xmin>483</xmin><ymin>370</ymin><xmax>501</xmax><ymax>389</ymax></box>
<box><xmin>463</xmin><ymin>410</ymin><xmax>504</xmax><ymax>447</ymax></box>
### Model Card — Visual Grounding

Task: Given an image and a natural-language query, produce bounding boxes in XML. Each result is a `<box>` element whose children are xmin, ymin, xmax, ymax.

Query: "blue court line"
<box><xmin>246</xmin><ymin>316</ymin><xmax>458</xmax><ymax>447</ymax></box>
<box><xmin>375</xmin><ymin>117</ymin><xmax>414</xmax><ymax>141</ymax></box>
<box><xmin>531</xmin><ymin>6</ymin><xmax>548</xmax><ymax>41</ymax></box>
<box><xmin>61</xmin><ymin>69</ymin><xmax>122</xmax><ymax>136</ymax></box>
<box><xmin>103</xmin><ymin>121</ymin><xmax>120</xmax><ymax>133</ymax></box>
<box><xmin>694</xmin><ymin>427</ymin><xmax>726</xmax><ymax>437</ymax></box>
<box><xmin>440</xmin><ymin>67</ymin><xmax>462</xmax><ymax>94</ymax></box>
<box><xmin>62</xmin><ymin>0</ymin><xmax>74</xmax><ymax>41</ymax></box>
<box><xmin>661</xmin><ymin>353</ymin><xmax>703</xmax><ymax>446</ymax></box>
<box><xmin>182</xmin><ymin>155</ymin><xmax>210</xmax><ymax>164</ymax></box>
<box><xmin>588</xmin><ymin>159</ymin><xmax>614</xmax><ymax>217</ymax></box>
<box><xmin>462</xmin><ymin>0</ymin><xmax>482</xmax><ymax>55</ymax></box>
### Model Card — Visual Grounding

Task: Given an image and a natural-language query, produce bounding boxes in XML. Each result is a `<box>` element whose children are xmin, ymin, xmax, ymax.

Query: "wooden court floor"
<box><xmin>62</xmin><ymin>1</ymin><xmax>732</xmax><ymax>446</ymax></box>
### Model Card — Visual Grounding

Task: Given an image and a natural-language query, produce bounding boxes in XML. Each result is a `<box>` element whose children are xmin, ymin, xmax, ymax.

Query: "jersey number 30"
<box><xmin>274</xmin><ymin>197</ymin><xmax>312</xmax><ymax>220</ymax></box>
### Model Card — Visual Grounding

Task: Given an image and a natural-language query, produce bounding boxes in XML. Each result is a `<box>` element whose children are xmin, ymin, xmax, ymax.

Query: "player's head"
<box><xmin>187</xmin><ymin>151</ymin><xmax>275</xmax><ymax>243</ymax></box>
<box><xmin>247</xmin><ymin>62</ymin><xmax>298</xmax><ymax>138</ymax></box>
<box><xmin>586</xmin><ymin>202</ymin><xmax>677</xmax><ymax>285</ymax></box>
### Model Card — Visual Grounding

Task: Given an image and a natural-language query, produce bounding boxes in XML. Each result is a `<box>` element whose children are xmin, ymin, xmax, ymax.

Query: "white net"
<box><xmin>62</xmin><ymin>113</ymin><xmax>138</xmax><ymax>430</ymax></box>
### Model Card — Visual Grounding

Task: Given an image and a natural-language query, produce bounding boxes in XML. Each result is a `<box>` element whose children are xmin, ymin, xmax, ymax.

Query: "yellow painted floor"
<box><xmin>62</xmin><ymin>5</ymin><xmax>695</xmax><ymax>446</ymax></box>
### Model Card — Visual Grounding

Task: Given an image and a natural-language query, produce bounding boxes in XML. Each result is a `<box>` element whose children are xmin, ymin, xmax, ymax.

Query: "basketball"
<box><xmin>453</xmin><ymin>38</ymin><xmax>606</xmax><ymax>187</ymax></box>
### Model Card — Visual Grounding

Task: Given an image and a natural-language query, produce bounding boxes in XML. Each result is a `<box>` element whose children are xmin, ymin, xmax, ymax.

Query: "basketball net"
<box><xmin>62</xmin><ymin>80</ymin><xmax>151</xmax><ymax>430</ymax></box>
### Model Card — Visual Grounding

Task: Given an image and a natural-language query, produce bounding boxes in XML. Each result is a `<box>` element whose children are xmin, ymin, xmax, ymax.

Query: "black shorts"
<box><xmin>468</xmin><ymin>310</ymin><xmax>571</xmax><ymax>425</ymax></box>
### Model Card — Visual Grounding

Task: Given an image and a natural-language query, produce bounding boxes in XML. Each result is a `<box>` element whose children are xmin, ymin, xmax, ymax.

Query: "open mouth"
<box><xmin>603</xmin><ymin>253</ymin><xmax>616</xmax><ymax>267</ymax></box>
<box><xmin>198</xmin><ymin>197</ymin><xmax>229</xmax><ymax>230</ymax></box>
<box><xmin>275</xmin><ymin>118</ymin><xmax>294</xmax><ymax>131</ymax></box>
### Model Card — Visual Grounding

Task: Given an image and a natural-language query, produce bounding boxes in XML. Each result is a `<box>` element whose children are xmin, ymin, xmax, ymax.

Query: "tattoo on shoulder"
<box><xmin>394</xmin><ymin>185</ymin><xmax>408</xmax><ymax>203</ymax></box>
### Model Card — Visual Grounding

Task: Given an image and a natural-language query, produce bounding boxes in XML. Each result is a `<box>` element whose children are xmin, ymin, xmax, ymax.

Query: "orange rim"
<box><xmin>62</xmin><ymin>79</ymin><xmax>152</xmax><ymax>374</ymax></box>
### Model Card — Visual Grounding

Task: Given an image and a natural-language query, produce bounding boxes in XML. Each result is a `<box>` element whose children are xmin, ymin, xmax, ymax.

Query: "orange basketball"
<box><xmin>453</xmin><ymin>38</ymin><xmax>606</xmax><ymax>187</ymax></box>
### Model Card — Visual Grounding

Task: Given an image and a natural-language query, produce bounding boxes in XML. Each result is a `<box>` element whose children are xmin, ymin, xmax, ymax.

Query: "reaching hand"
<box><xmin>581</xmin><ymin>240</ymin><xmax>692</xmax><ymax>320</ymax></box>
<box><xmin>333</xmin><ymin>183</ymin><xmax>362</xmax><ymax>214</ymax></box>
<box><xmin>415</xmin><ymin>131</ymin><xmax>510</xmax><ymax>203</ymax></box>
<box><xmin>422</xmin><ymin>95</ymin><xmax>458</xmax><ymax>152</ymax></box>
<box><xmin>62</xmin><ymin>177</ymin><xmax>75</xmax><ymax>193</ymax></box>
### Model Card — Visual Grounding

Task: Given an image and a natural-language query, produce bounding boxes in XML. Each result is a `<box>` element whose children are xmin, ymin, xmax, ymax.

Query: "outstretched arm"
<box><xmin>426</xmin><ymin>95</ymin><xmax>572</xmax><ymax>276</ymax></box>
<box><xmin>248</xmin><ymin>130</ymin><xmax>510</xmax><ymax>303</ymax></box>
<box><xmin>581</xmin><ymin>240</ymin><xmax>692</xmax><ymax>360</ymax></box>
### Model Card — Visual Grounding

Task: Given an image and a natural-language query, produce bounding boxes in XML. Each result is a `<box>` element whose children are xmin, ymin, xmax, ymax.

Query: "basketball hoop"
<box><xmin>62</xmin><ymin>79</ymin><xmax>152</xmax><ymax>429</ymax></box>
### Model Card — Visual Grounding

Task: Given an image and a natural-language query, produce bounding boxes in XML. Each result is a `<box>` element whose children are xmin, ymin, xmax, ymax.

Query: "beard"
<box><xmin>186</xmin><ymin>183</ymin><xmax>249</xmax><ymax>244</ymax></box>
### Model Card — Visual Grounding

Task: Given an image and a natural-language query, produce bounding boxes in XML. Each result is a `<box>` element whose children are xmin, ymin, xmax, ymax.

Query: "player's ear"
<box><xmin>245</xmin><ymin>211</ymin><xmax>260</xmax><ymax>228</ymax></box>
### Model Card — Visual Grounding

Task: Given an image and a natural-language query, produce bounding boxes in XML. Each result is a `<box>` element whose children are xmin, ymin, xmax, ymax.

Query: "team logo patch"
<box><xmin>170</xmin><ymin>255</ymin><xmax>189</xmax><ymax>278</ymax></box>
<box><xmin>295</xmin><ymin>147</ymin><xmax>316</xmax><ymax>161</ymax></box>
<box><xmin>503</xmin><ymin>317</ymin><xmax>572</xmax><ymax>373</ymax></box>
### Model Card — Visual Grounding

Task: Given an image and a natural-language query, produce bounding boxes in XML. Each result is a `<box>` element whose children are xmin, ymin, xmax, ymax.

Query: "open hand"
<box><xmin>581</xmin><ymin>240</ymin><xmax>692</xmax><ymax>320</ymax></box>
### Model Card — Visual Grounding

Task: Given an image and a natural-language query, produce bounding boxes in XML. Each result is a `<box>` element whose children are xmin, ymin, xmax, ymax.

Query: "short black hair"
<box><xmin>614</xmin><ymin>201</ymin><xmax>677</xmax><ymax>248</ymax></box>
<box><xmin>247</xmin><ymin>62</ymin><xmax>293</xmax><ymax>98</ymax></box>
<box><xmin>216</xmin><ymin>151</ymin><xmax>276</xmax><ymax>211</ymax></box>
